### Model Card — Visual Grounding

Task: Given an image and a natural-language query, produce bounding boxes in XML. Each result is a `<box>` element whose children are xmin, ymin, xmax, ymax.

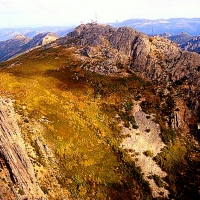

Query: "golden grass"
<box><xmin>0</xmin><ymin>46</ymin><xmax>152</xmax><ymax>199</ymax></box>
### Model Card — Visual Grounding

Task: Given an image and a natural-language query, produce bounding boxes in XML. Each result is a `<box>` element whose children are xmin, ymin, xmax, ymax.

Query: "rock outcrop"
<box><xmin>0</xmin><ymin>98</ymin><xmax>45</xmax><ymax>199</ymax></box>
<box><xmin>56</xmin><ymin>23</ymin><xmax>200</xmax><ymax>82</ymax></box>
<box><xmin>56</xmin><ymin>23</ymin><xmax>142</xmax><ymax>56</ymax></box>
<box><xmin>130</xmin><ymin>35</ymin><xmax>200</xmax><ymax>81</ymax></box>
<box><xmin>129</xmin><ymin>35</ymin><xmax>200</xmax><ymax>120</ymax></box>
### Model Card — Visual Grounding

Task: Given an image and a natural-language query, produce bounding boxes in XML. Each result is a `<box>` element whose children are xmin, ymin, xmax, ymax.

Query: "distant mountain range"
<box><xmin>1</xmin><ymin>18</ymin><xmax>200</xmax><ymax>42</ymax></box>
<box><xmin>110</xmin><ymin>18</ymin><xmax>200</xmax><ymax>36</ymax></box>
<box><xmin>0</xmin><ymin>26</ymin><xmax>74</xmax><ymax>41</ymax></box>
<box><xmin>0</xmin><ymin>32</ymin><xmax>59</xmax><ymax>62</ymax></box>
<box><xmin>1</xmin><ymin>18</ymin><xmax>200</xmax><ymax>62</ymax></box>
<box><xmin>159</xmin><ymin>32</ymin><xmax>200</xmax><ymax>54</ymax></box>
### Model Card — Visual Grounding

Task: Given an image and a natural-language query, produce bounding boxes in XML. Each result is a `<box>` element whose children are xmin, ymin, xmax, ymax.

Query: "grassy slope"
<box><xmin>0</xmin><ymin>46</ymin><xmax>152</xmax><ymax>199</ymax></box>
<box><xmin>1</xmin><ymin>45</ymin><xmax>199</xmax><ymax>200</ymax></box>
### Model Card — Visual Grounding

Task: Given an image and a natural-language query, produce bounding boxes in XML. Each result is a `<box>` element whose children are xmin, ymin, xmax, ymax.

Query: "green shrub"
<box><xmin>152</xmin><ymin>174</ymin><xmax>166</xmax><ymax>188</ymax></box>
<box><xmin>144</xmin><ymin>150</ymin><xmax>154</xmax><ymax>157</ymax></box>
<box><xmin>124</xmin><ymin>102</ymin><xmax>133</xmax><ymax>113</ymax></box>
<box><xmin>41</xmin><ymin>186</ymin><xmax>49</xmax><ymax>194</ymax></box>
<box><xmin>160</xmin><ymin>127</ymin><xmax>176</xmax><ymax>143</ymax></box>
<box><xmin>18</xmin><ymin>188</ymin><xmax>25</xmax><ymax>195</ymax></box>
<box><xmin>132</xmin><ymin>123</ymin><xmax>139</xmax><ymax>129</ymax></box>
<box><xmin>155</xmin><ymin>143</ymin><xmax>187</xmax><ymax>172</ymax></box>
<box><xmin>146</xmin><ymin>128</ymin><xmax>151</xmax><ymax>133</ymax></box>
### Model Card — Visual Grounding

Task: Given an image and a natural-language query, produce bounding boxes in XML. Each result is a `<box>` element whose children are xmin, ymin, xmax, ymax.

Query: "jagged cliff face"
<box><xmin>130</xmin><ymin>35</ymin><xmax>200</xmax><ymax>121</ymax></box>
<box><xmin>57</xmin><ymin>23</ymin><xmax>200</xmax><ymax>82</ymax></box>
<box><xmin>0</xmin><ymin>98</ymin><xmax>45</xmax><ymax>199</ymax></box>
<box><xmin>54</xmin><ymin>24</ymin><xmax>145</xmax><ymax>76</ymax></box>
<box><xmin>130</xmin><ymin>35</ymin><xmax>200</xmax><ymax>82</ymax></box>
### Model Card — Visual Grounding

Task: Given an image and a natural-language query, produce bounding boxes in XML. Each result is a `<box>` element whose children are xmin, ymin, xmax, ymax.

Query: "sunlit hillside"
<box><xmin>0</xmin><ymin>24</ymin><xmax>199</xmax><ymax>200</ymax></box>
<box><xmin>0</xmin><ymin>46</ymin><xmax>154</xmax><ymax>199</ymax></box>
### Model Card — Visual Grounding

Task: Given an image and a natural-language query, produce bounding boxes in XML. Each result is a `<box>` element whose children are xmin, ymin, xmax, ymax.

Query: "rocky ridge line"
<box><xmin>57</xmin><ymin>23</ymin><xmax>200</xmax><ymax>124</ymax></box>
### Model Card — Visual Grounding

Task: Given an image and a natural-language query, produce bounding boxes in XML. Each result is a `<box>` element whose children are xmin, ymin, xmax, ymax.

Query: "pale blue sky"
<box><xmin>0</xmin><ymin>0</ymin><xmax>200</xmax><ymax>28</ymax></box>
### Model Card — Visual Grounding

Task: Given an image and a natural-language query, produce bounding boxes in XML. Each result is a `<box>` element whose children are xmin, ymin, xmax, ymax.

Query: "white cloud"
<box><xmin>0</xmin><ymin>0</ymin><xmax>200</xmax><ymax>27</ymax></box>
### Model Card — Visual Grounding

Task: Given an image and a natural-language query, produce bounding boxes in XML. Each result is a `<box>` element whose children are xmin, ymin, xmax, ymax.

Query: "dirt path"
<box><xmin>120</xmin><ymin>105</ymin><xmax>169</xmax><ymax>198</ymax></box>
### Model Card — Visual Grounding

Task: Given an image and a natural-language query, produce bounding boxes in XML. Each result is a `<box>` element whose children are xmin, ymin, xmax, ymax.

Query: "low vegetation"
<box><xmin>0</xmin><ymin>44</ymin><xmax>199</xmax><ymax>199</ymax></box>
<box><xmin>0</xmin><ymin>46</ymin><xmax>152</xmax><ymax>199</ymax></box>
<box><xmin>143</xmin><ymin>150</ymin><xmax>154</xmax><ymax>157</ymax></box>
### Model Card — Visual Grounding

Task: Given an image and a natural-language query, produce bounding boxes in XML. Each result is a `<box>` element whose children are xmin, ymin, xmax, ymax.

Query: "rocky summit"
<box><xmin>55</xmin><ymin>23</ymin><xmax>200</xmax><ymax>120</ymax></box>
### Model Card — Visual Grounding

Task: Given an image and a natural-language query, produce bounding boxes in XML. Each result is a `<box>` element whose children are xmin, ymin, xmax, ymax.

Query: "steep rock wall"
<box><xmin>0</xmin><ymin>98</ymin><xmax>45</xmax><ymax>199</ymax></box>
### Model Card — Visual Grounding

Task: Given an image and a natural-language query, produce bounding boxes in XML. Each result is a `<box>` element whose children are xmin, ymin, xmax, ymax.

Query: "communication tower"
<box><xmin>95</xmin><ymin>14</ymin><xmax>97</xmax><ymax>23</ymax></box>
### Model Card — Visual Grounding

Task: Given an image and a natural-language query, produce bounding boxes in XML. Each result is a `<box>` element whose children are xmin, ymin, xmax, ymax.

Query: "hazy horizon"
<box><xmin>1</xmin><ymin>0</ymin><xmax>200</xmax><ymax>28</ymax></box>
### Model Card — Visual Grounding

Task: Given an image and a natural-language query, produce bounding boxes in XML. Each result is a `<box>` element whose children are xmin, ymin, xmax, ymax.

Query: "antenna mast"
<box><xmin>95</xmin><ymin>13</ymin><xmax>97</xmax><ymax>23</ymax></box>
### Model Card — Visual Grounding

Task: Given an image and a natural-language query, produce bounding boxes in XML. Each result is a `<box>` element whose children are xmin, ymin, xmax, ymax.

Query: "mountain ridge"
<box><xmin>0</xmin><ymin>22</ymin><xmax>199</xmax><ymax>199</ymax></box>
<box><xmin>54</xmin><ymin>23</ymin><xmax>200</xmax><ymax>129</ymax></box>
<box><xmin>1</xmin><ymin>17</ymin><xmax>200</xmax><ymax>42</ymax></box>
<box><xmin>0</xmin><ymin>32</ymin><xmax>59</xmax><ymax>62</ymax></box>
<box><xmin>111</xmin><ymin>18</ymin><xmax>200</xmax><ymax>35</ymax></box>
<box><xmin>0</xmin><ymin>26</ymin><xmax>74</xmax><ymax>41</ymax></box>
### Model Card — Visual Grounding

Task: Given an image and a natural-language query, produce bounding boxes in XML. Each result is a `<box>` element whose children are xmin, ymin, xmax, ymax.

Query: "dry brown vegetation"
<box><xmin>0</xmin><ymin>46</ymin><xmax>152</xmax><ymax>199</ymax></box>
<box><xmin>0</xmin><ymin>44</ymin><xmax>199</xmax><ymax>200</ymax></box>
